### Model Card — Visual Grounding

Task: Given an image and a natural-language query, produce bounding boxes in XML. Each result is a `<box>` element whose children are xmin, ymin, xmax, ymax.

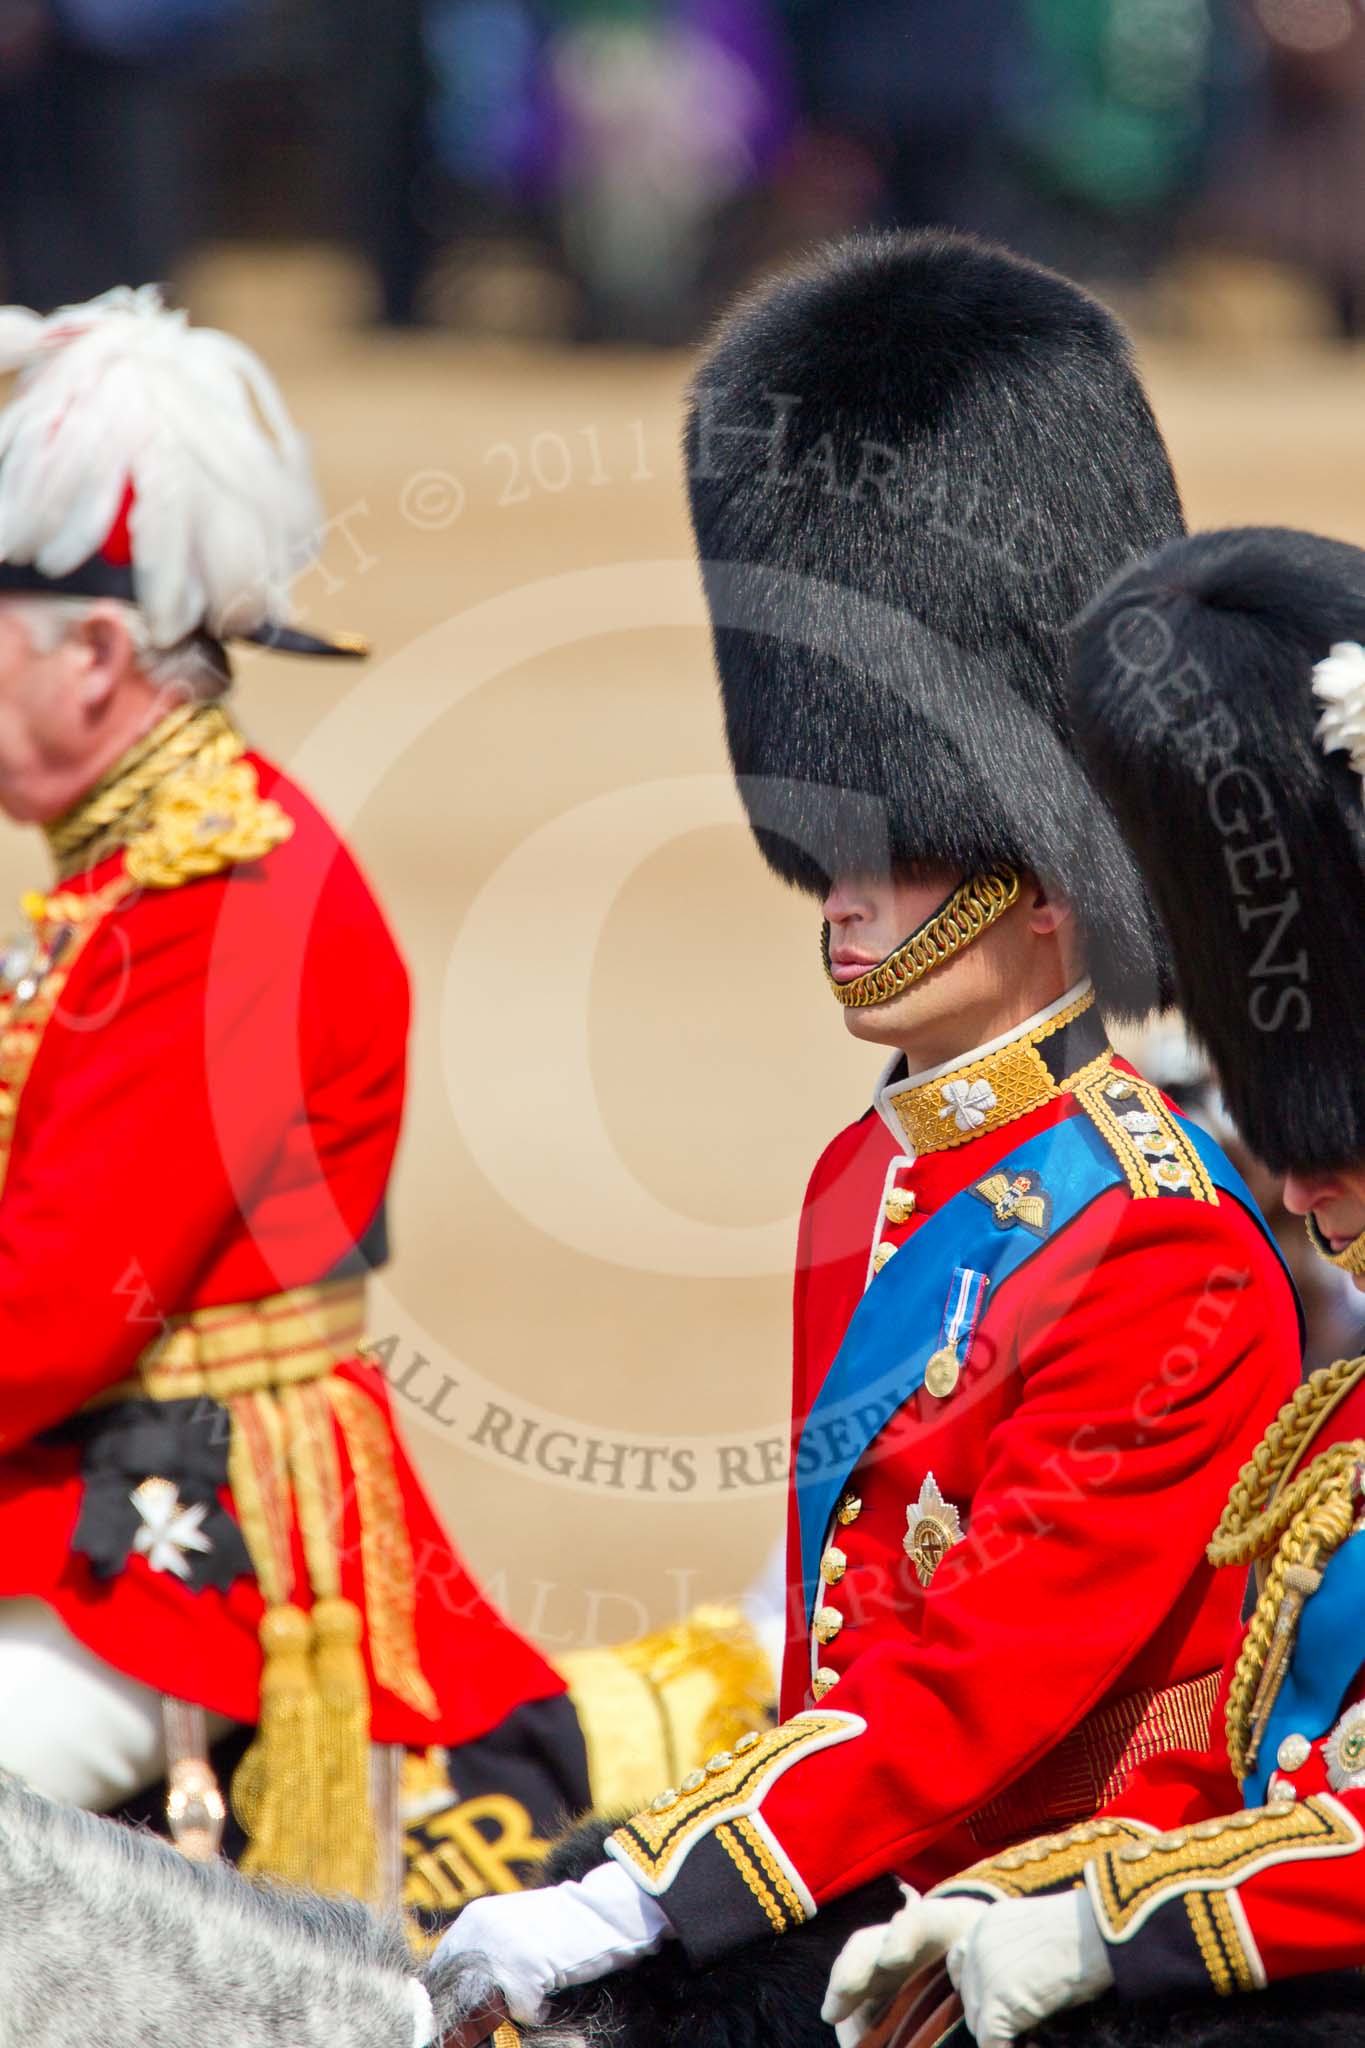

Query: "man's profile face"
<box><xmin>821</xmin><ymin>863</ymin><xmax>1060</xmax><ymax>1055</ymax></box>
<box><xmin>823</xmin><ymin>866</ymin><xmax>961</xmax><ymax>995</ymax></box>
<box><xmin>0</xmin><ymin>602</ymin><xmax>77</xmax><ymax>823</ymax></box>
<box><xmin>0</xmin><ymin>600</ymin><xmax>150</xmax><ymax>825</ymax></box>
<box><xmin>1283</xmin><ymin>1166</ymin><xmax>1365</xmax><ymax>1289</ymax></box>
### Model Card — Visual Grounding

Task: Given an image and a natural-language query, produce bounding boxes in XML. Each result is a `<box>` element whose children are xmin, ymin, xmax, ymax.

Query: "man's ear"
<box><xmin>70</xmin><ymin>605</ymin><xmax>139</xmax><ymax>713</ymax></box>
<box><xmin>1024</xmin><ymin>876</ymin><xmax>1074</xmax><ymax>939</ymax></box>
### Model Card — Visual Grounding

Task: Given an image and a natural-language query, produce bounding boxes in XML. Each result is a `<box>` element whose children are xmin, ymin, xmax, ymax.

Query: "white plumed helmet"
<box><xmin>0</xmin><ymin>284</ymin><xmax>364</xmax><ymax>658</ymax></box>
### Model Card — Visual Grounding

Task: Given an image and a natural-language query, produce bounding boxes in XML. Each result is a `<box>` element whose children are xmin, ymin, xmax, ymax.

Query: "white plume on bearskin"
<box><xmin>0</xmin><ymin>285</ymin><xmax>322</xmax><ymax>647</ymax></box>
<box><xmin>1312</xmin><ymin>639</ymin><xmax>1365</xmax><ymax>786</ymax></box>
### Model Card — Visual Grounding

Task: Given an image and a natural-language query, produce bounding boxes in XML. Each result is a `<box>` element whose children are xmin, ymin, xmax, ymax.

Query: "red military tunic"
<box><xmin>941</xmin><ymin>1358</ymin><xmax>1365</xmax><ymax>2003</ymax></box>
<box><xmin>0</xmin><ymin>713</ymin><xmax>562</xmax><ymax>1747</ymax></box>
<box><xmin>606</xmin><ymin>983</ymin><xmax>1299</xmax><ymax>1961</ymax></box>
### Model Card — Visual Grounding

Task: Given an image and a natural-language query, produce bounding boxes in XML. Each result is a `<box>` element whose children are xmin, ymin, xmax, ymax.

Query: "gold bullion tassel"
<box><xmin>313</xmin><ymin>1594</ymin><xmax>377</xmax><ymax>1900</ymax></box>
<box><xmin>228</xmin><ymin>1372</ymin><xmax>384</xmax><ymax>1897</ymax></box>
<box><xmin>233</xmin><ymin>1603</ymin><xmax>325</xmax><ymax>1888</ymax></box>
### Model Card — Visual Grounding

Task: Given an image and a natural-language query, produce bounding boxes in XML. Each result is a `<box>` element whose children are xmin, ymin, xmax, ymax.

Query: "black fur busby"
<box><xmin>686</xmin><ymin>230</ymin><xmax>1186</xmax><ymax>1018</ymax></box>
<box><xmin>1071</xmin><ymin>525</ymin><xmax>1365</xmax><ymax>1173</ymax></box>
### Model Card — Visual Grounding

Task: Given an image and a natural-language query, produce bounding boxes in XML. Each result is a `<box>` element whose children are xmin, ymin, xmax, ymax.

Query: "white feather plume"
<box><xmin>1312</xmin><ymin>640</ymin><xmax>1365</xmax><ymax>787</ymax></box>
<box><xmin>0</xmin><ymin>284</ymin><xmax>323</xmax><ymax>646</ymax></box>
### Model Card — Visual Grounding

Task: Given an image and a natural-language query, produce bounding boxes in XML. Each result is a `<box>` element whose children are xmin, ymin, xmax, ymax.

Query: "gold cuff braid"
<box><xmin>823</xmin><ymin>869</ymin><xmax>1021</xmax><ymax>1008</ymax></box>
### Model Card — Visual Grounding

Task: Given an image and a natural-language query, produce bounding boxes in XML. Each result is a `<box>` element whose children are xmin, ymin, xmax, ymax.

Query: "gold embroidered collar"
<box><xmin>876</xmin><ymin>983</ymin><xmax>1112</xmax><ymax>1159</ymax></box>
<box><xmin>45</xmin><ymin>703</ymin><xmax>241</xmax><ymax>880</ymax></box>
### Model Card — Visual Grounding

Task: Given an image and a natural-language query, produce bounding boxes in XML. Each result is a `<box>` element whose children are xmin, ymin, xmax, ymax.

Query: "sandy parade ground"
<box><xmin>10</xmin><ymin>247</ymin><xmax>1362</xmax><ymax>1658</ymax></box>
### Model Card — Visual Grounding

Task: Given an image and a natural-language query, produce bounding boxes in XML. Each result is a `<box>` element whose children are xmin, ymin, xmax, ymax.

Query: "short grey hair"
<box><xmin>0</xmin><ymin>596</ymin><xmax>231</xmax><ymax>700</ymax></box>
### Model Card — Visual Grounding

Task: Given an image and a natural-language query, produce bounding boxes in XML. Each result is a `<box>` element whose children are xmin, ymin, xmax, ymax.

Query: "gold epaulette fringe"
<box><xmin>559</xmin><ymin>1604</ymin><xmax>773</xmax><ymax>1814</ymax></box>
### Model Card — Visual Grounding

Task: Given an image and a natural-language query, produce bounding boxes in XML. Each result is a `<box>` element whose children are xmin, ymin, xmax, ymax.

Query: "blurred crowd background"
<box><xmin>4</xmin><ymin>0</ymin><xmax>1365</xmax><ymax>342</ymax></box>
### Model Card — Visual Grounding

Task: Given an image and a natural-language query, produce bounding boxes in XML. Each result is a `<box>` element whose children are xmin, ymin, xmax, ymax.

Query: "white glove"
<box><xmin>822</xmin><ymin>1888</ymin><xmax>989</xmax><ymax>2048</ymax></box>
<box><xmin>432</xmin><ymin>1862</ymin><xmax>672</xmax><ymax>2024</ymax></box>
<box><xmin>947</xmin><ymin>1890</ymin><xmax>1114</xmax><ymax>2048</ymax></box>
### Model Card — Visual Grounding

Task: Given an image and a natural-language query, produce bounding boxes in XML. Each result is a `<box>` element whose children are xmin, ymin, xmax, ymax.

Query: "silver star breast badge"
<box><xmin>904</xmin><ymin>1473</ymin><xmax>964</xmax><ymax>1587</ymax></box>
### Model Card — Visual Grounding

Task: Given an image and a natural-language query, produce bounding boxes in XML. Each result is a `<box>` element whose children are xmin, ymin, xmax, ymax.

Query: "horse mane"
<box><xmin>0</xmin><ymin>1771</ymin><xmax>419</xmax><ymax>2048</ymax></box>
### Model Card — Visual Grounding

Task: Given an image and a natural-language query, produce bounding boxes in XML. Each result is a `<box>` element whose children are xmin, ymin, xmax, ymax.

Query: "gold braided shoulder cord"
<box><xmin>1208</xmin><ymin>1353</ymin><xmax>1365</xmax><ymax>1780</ymax></box>
<box><xmin>44</xmin><ymin>704</ymin><xmax>241</xmax><ymax>878</ymax></box>
<box><xmin>823</xmin><ymin>868</ymin><xmax>1022</xmax><ymax>1009</ymax></box>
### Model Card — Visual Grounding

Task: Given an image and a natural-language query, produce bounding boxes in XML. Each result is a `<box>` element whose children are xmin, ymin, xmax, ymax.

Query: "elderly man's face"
<box><xmin>0</xmin><ymin>603</ymin><xmax>76</xmax><ymax>821</ymax></box>
<box><xmin>0</xmin><ymin>600</ymin><xmax>151</xmax><ymax>824</ymax></box>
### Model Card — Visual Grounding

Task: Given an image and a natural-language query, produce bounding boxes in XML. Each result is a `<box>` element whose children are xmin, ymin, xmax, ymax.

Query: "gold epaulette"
<box><xmin>1074</xmin><ymin>1069</ymin><xmax>1217</xmax><ymax>1203</ymax></box>
<box><xmin>558</xmin><ymin>1605</ymin><xmax>773</xmax><ymax>1815</ymax></box>
<box><xmin>44</xmin><ymin>703</ymin><xmax>292</xmax><ymax>886</ymax></box>
<box><xmin>124</xmin><ymin>753</ymin><xmax>292</xmax><ymax>888</ymax></box>
<box><xmin>934</xmin><ymin>1814</ymin><xmax>1159</xmax><ymax>1902</ymax></box>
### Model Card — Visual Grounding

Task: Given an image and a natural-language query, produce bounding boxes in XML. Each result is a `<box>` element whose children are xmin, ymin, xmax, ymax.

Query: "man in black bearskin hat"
<box><xmin>434</xmin><ymin>236</ymin><xmax>1300</xmax><ymax>2030</ymax></box>
<box><xmin>824</xmin><ymin>526</ymin><xmax>1365</xmax><ymax>2046</ymax></box>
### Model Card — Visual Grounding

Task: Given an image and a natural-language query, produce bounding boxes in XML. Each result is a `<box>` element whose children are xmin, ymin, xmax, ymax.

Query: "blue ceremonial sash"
<box><xmin>1245</xmin><ymin>1526</ymin><xmax>1365</xmax><ymax>1806</ymax></box>
<box><xmin>794</xmin><ymin>1112</ymin><xmax>1281</xmax><ymax>1622</ymax></box>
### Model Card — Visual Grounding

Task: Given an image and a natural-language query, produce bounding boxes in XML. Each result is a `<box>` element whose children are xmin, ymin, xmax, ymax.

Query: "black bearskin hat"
<box><xmin>685</xmin><ymin>230</ymin><xmax>1185</xmax><ymax>1019</ymax></box>
<box><xmin>1072</xmin><ymin>526</ymin><xmax>1365</xmax><ymax>1174</ymax></box>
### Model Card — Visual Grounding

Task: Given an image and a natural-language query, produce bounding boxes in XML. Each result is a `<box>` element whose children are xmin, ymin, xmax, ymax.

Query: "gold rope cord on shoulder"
<box><xmin>45</xmin><ymin>704</ymin><xmax>236</xmax><ymax>877</ymax></box>
<box><xmin>1207</xmin><ymin>1353</ymin><xmax>1365</xmax><ymax>1780</ymax></box>
<box><xmin>823</xmin><ymin>869</ymin><xmax>1021</xmax><ymax>1008</ymax></box>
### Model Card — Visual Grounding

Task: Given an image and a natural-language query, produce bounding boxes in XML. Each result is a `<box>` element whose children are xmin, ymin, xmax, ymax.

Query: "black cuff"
<box><xmin>1105</xmin><ymin>1890</ymin><xmax>1245</xmax><ymax>2003</ymax></box>
<box><xmin>615</xmin><ymin>1822</ymin><xmax>804</xmax><ymax>1967</ymax></box>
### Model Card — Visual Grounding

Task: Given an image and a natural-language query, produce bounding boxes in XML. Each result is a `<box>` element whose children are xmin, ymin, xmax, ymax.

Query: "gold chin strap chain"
<box><xmin>1207</xmin><ymin>1351</ymin><xmax>1365</xmax><ymax>1781</ymax></box>
<box><xmin>823</xmin><ymin>869</ymin><xmax>1022</xmax><ymax>1009</ymax></box>
<box><xmin>1306</xmin><ymin>1213</ymin><xmax>1365</xmax><ymax>1276</ymax></box>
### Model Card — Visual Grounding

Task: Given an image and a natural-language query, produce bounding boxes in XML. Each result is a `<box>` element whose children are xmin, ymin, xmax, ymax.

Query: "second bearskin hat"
<box><xmin>685</xmin><ymin>230</ymin><xmax>1185</xmax><ymax>1018</ymax></box>
<box><xmin>1072</xmin><ymin>525</ymin><xmax>1365</xmax><ymax>1174</ymax></box>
